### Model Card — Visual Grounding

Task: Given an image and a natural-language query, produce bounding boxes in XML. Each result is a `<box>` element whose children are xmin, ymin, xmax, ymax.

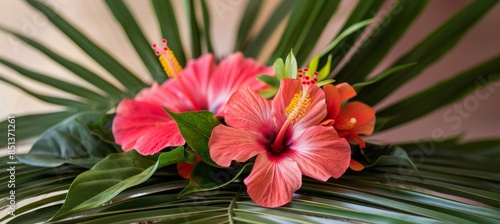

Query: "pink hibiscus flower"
<box><xmin>112</xmin><ymin>44</ymin><xmax>272</xmax><ymax>177</ymax></box>
<box><xmin>208</xmin><ymin>76</ymin><xmax>351</xmax><ymax>208</ymax></box>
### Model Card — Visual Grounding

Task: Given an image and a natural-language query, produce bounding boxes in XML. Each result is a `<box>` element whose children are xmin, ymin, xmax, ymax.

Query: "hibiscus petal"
<box><xmin>134</xmin><ymin>123</ymin><xmax>185</xmax><ymax>155</ymax></box>
<box><xmin>112</xmin><ymin>99</ymin><xmax>185</xmax><ymax>155</ymax></box>
<box><xmin>336</xmin><ymin>82</ymin><xmax>356</xmax><ymax>100</ymax></box>
<box><xmin>224</xmin><ymin>86</ymin><xmax>277</xmax><ymax>135</ymax></box>
<box><xmin>324</xmin><ymin>84</ymin><xmax>342</xmax><ymax>119</ymax></box>
<box><xmin>209</xmin><ymin>125</ymin><xmax>268</xmax><ymax>167</ymax></box>
<box><xmin>244</xmin><ymin>154</ymin><xmax>302</xmax><ymax>208</ymax></box>
<box><xmin>208</xmin><ymin>52</ymin><xmax>273</xmax><ymax>115</ymax></box>
<box><xmin>135</xmin><ymin>82</ymin><xmax>193</xmax><ymax>112</ymax></box>
<box><xmin>337</xmin><ymin>101</ymin><xmax>376</xmax><ymax>135</ymax></box>
<box><xmin>287</xmin><ymin>125</ymin><xmax>351</xmax><ymax>181</ymax></box>
<box><xmin>174</xmin><ymin>54</ymin><xmax>216</xmax><ymax>111</ymax></box>
<box><xmin>272</xmin><ymin>79</ymin><xmax>326</xmax><ymax>129</ymax></box>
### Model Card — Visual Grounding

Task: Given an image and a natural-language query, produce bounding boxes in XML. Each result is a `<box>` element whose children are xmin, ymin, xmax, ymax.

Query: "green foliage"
<box><xmin>105</xmin><ymin>0</ymin><xmax>166</xmax><ymax>83</ymax></box>
<box><xmin>165</xmin><ymin>110</ymin><xmax>221</xmax><ymax>167</ymax></box>
<box><xmin>179</xmin><ymin>162</ymin><xmax>253</xmax><ymax>197</ymax></box>
<box><xmin>356</xmin><ymin>0</ymin><xmax>498</xmax><ymax>105</ymax></box>
<box><xmin>0</xmin><ymin>0</ymin><xmax>499</xmax><ymax>223</ymax></box>
<box><xmin>16</xmin><ymin>112</ymin><xmax>120</xmax><ymax>168</ymax></box>
<box><xmin>49</xmin><ymin>147</ymin><xmax>184</xmax><ymax>221</ymax></box>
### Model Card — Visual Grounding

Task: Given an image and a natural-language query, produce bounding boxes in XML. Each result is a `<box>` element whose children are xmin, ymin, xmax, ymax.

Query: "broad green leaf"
<box><xmin>184</xmin><ymin>0</ymin><xmax>202</xmax><ymax>58</ymax></box>
<box><xmin>234</xmin><ymin>0</ymin><xmax>263</xmax><ymax>51</ymax></box>
<box><xmin>165</xmin><ymin>110</ymin><xmax>221</xmax><ymax>167</ymax></box>
<box><xmin>352</xmin><ymin>62</ymin><xmax>417</xmax><ymax>91</ymax></box>
<box><xmin>257</xmin><ymin>74</ymin><xmax>279</xmax><ymax>88</ymax></box>
<box><xmin>179</xmin><ymin>162</ymin><xmax>253</xmax><ymax>197</ymax></box>
<box><xmin>16</xmin><ymin>112</ymin><xmax>120</xmax><ymax>168</ymax></box>
<box><xmin>284</xmin><ymin>50</ymin><xmax>298</xmax><ymax>78</ymax></box>
<box><xmin>376</xmin><ymin>55</ymin><xmax>500</xmax><ymax>131</ymax></box>
<box><xmin>356</xmin><ymin>0</ymin><xmax>498</xmax><ymax>106</ymax></box>
<box><xmin>49</xmin><ymin>147</ymin><xmax>185</xmax><ymax>221</ymax></box>
<box><xmin>0</xmin><ymin>76</ymin><xmax>92</xmax><ymax>109</ymax></box>
<box><xmin>83</xmin><ymin>113</ymin><xmax>116</xmax><ymax>144</ymax></box>
<box><xmin>0</xmin><ymin>26</ymin><xmax>125</xmax><ymax>98</ymax></box>
<box><xmin>335</xmin><ymin>0</ymin><xmax>428</xmax><ymax>84</ymax></box>
<box><xmin>26</xmin><ymin>0</ymin><xmax>147</xmax><ymax>93</ymax></box>
<box><xmin>364</xmin><ymin>147</ymin><xmax>421</xmax><ymax>174</ymax></box>
<box><xmin>318</xmin><ymin>0</ymin><xmax>384</xmax><ymax>68</ymax></box>
<box><xmin>273</xmin><ymin>58</ymin><xmax>285</xmax><ymax>79</ymax></box>
<box><xmin>295</xmin><ymin>0</ymin><xmax>341</xmax><ymax>65</ymax></box>
<box><xmin>0</xmin><ymin>111</ymin><xmax>76</xmax><ymax>147</ymax></box>
<box><xmin>244</xmin><ymin>0</ymin><xmax>296</xmax><ymax>58</ymax></box>
<box><xmin>105</xmin><ymin>0</ymin><xmax>166</xmax><ymax>83</ymax></box>
<box><xmin>0</xmin><ymin>57</ymin><xmax>107</xmax><ymax>103</ymax></box>
<box><xmin>152</xmin><ymin>0</ymin><xmax>186</xmax><ymax>66</ymax></box>
<box><xmin>200</xmin><ymin>0</ymin><xmax>214</xmax><ymax>53</ymax></box>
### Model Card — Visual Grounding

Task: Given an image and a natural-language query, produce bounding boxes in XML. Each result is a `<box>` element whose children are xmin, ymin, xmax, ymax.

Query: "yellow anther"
<box><xmin>285</xmin><ymin>91</ymin><xmax>311</xmax><ymax>123</ymax></box>
<box><xmin>152</xmin><ymin>39</ymin><xmax>183</xmax><ymax>78</ymax></box>
<box><xmin>159</xmin><ymin>49</ymin><xmax>183</xmax><ymax>78</ymax></box>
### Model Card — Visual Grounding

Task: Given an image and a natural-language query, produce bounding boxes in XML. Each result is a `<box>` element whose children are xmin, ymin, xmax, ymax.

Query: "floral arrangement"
<box><xmin>1</xmin><ymin>0</ymin><xmax>499</xmax><ymax>223</ymax></box>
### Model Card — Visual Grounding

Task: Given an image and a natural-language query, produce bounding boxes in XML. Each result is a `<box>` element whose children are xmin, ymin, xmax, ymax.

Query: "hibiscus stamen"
<box><xmin>285</xmin><ymin>90</ymin><xmax>311</xmax><ymax>123</ymax></box>
<box><xmin>152</xmin><ymin>39</ymin><xmax>202</xmax><ymax>110</ymax></box>
<box><xmin>298</xmin><ymin>68</ymin><xmax>318</xmax><ymax>85</ymax></box>
<box><xmin>152</xmin><ymin>39</ymin><xmax>183</xmax><ymax>78</ymax></box>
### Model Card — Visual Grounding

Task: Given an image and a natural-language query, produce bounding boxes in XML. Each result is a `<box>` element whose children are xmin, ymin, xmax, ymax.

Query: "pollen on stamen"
<box><xmin>152</xmin><ymin>38</ymin><xmax>182</xmax><ymax>78</ymax></box>
<box><xmin>285</xmin><ymin>90</ymin><xmax>311</xmax><ymax>123</ymax></box>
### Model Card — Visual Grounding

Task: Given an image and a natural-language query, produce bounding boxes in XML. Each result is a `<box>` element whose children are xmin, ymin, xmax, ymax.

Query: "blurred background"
<box><xmin>1</xmin><ymin>0</ymin><xmax>499</xmax><ymax>154</ymax></box>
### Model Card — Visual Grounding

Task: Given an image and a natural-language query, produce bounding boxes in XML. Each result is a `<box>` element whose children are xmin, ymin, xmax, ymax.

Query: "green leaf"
<box><xmin>244</xmin><ymin>0</ymin><xmax>296</xmax><ymax>58</ymax></box>
<box><xmin>200</xmin><ymin>0</ymin><xmax>214</xmax><ymax>53</ymax></box>
<box><xmin>179</xmin><ymin>162</ymin><xmax>253</xmax><ymax>197</ymax></box>
<box><xmin>273</xmin><ymin>58</ymin><xmax>285</xmax><ymax>79</ymax></box>
<box><xmin>83</xmin><ymin>113</ymin><xmax>116</xmax><ymax>144</ymax></box>
<box><xmin>184</xmin><ymin>0</ymin><xmax>202</xmax><ymax>58</ymax></box>
<box><xmin>0</xmin><ymin>25</ymin><xmax>125</xmax><ymax>98</ymax></box>
<box><xmin>0</xmin><ymin>111</ymin><xmax>76</xmax><ymax>147</ymax></box>
<box><xmin>284</xmin><ymin>50</ymin><xmax>298</xmax><ymax>78</ymax></box>
<box><xmin>165</xmin><ymin>110</ymin><xmax>221</xmax><ymax>167</ymax></box>
<box><xmin>356</xmin><ymin>0</ymin><xmax>498</xmax><ymax>106</ymax></box>
<box><xmin>49</xmin><ymin>147</ymin><xmax>185</xmax><ymax>221</ymax></box>
<box><xmin>376</xmin><ymin>55</ymin><xmax>500</xmax><ymax>131</ymax></box>
<box><xmin>152</xmin><ymin>0</ymin><xmax>186</xmax><ymax>66</ymax></box>
<box><xmin>335</xmin><ymin>0</ymin><xmax>428</xmax><ymax>84</ymax></box>
<box><xmin>315</xmin><ymin>79</ymin><xmax>335</xmax><ymax>87</ymax></box>
<box><xmin>352</xmin><ymin>62</ymin><xmax>417</xmax><ymax>91</ymax></box>
<box><xmin>307</xmin><ymin>55</ymin><xmax>320</xmax><ymax>77</ymax></box>
<box><xmin>105</xmin><ymin>0</ymin><xmax>166</xmax><ymax>83</ymax></box>
<box><xmin>257</xmin><ymin>75</ymin><xmax>279</xmax><ymax>88</ymax></box>
<box><xmin>0</xmin><ymin>75</ymin><xmax>92</xmax><ymax>109</ymax></box>
<box><xmin>318</xmin><ymin>54</ymin><xmax>332</xmax><ymax>80</ymax></box>
<box><xmin>318</xmin><ymin>0</ymin><xmax>384</xmax><ymax>68</ymax></box>
<box><xmin>0</xmin><ymin>57</ymin><xmax>107</xmax><ymax>102</ymax></box>
<box><xmin>234</xmin><ymin>0</ymin><xmax>263</xmax><ymax>51</ymax></box>
<box><xmin>16</xmin><ymin>112</ymin><xmax>120</xmax><ymax>168</ymax></box>
<box><xmin>26</xmin><ymin>0</ymin><xmax>146</xmax><ymax>93</ymax></box>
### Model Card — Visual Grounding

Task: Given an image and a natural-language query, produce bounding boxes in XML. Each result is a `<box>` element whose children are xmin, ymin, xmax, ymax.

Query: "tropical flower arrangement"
<box><xmin>1</xmin><ymin>0</ymin><xmax>499</xmax><ymax>223</ymax></box>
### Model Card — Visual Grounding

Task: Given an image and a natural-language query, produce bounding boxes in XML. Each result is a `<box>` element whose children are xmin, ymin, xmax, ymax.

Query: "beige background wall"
<box><xmin>1</xmin><ymin>0</ymin><xmax>499</xmax><ymax>154</ymax></box>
